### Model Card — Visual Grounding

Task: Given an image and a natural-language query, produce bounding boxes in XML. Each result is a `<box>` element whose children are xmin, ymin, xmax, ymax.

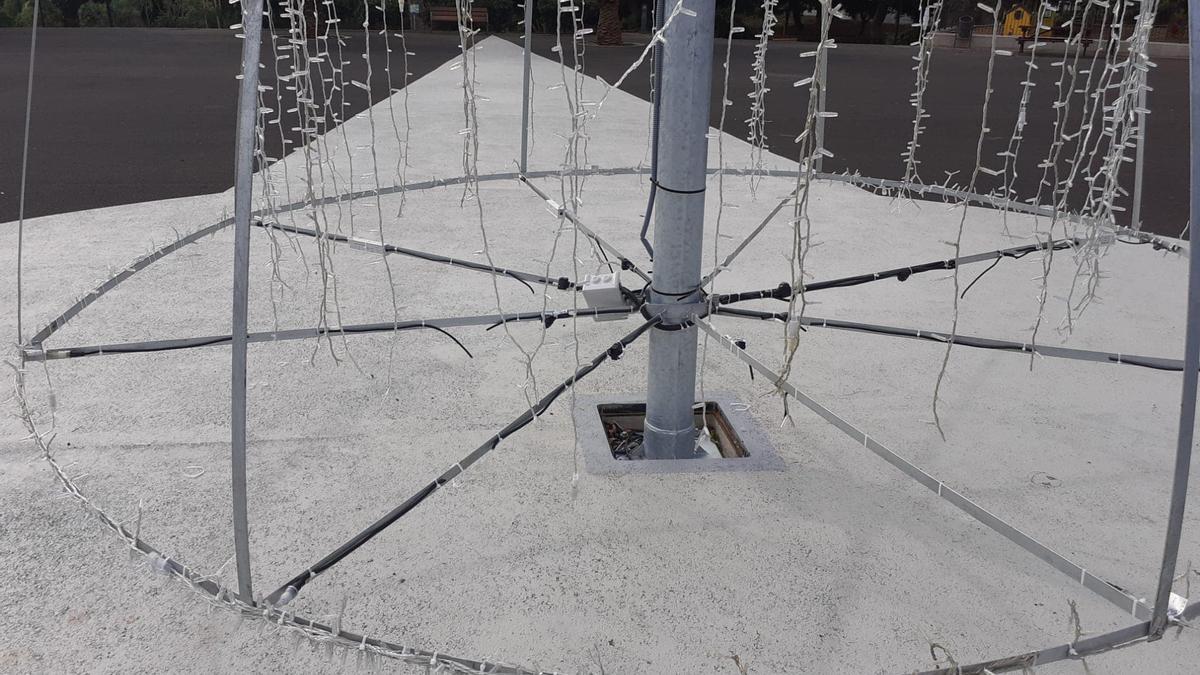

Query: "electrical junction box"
<box><xmin>580</xmin><ymin>272</ymin><xmax>626</xmax><ymax>321</ymax></box>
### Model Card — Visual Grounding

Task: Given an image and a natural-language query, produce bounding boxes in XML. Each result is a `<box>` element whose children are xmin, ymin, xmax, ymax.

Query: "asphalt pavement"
<box><xmin>0</xmin><ymin>28</ymin><xmax>1189</xmax><ymax>236</ymax></box>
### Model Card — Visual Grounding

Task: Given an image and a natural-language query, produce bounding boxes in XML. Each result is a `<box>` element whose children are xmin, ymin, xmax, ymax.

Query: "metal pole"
<box><xmin>1148</xmin><ymin>0</ymin><xmax>1200</xmax><ymax>639</ymax></box>
<box><xmin>814</xmin><ymin>3</ymin><xmax>828</xmax><ymax>173</ymax></box>
<box><xmin>519</xmin><ymin>0</ymin><xmax>534</xmax><ymax>173</ymax></box>
<box><xmin>1131</xmin><ymin>76</ymin><xmax>1148</xmax><ymax>231</ymax></box>
<box><xmin>230</xmin><ymin>0</ymin><xmax>264</xmax><ymax>603</ymax></box>
<box><xmin>16</xmin><ymin>0</ymin><xmax>40</xmax><ymax>347</ymax></box>
<box><xmin>643</xmin><ymin>0</ymin><xmax>716</xmax><ymax>459</ymax></box>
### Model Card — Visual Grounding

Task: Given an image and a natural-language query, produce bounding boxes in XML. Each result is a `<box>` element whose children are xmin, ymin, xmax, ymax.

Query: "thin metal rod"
<box><xmin>25</xmin><ymin>307</ymin><xmax>634</xmax><ymax>361</ymax></box>
<box><xmin>257</xmin><ymin>220</ymin><xmax>573</xmax><ymax>291</ymax></box>
<box><xmin>1131</xmin><ymin>71</ymin><xmax>1148</xmax><ymax>232</ymax></box>
<box><xmin>265</xmin><ymin>317</ymin><xmax>659</xmax><ymax>604</ymax></box>
<box><xmin>1149</xmin><ymin>0</ymin><xmax>1200</xmax><ymax>639</ymax></box>
<box><xmin>702</xmin><ymin>175</ymin><xmax>1183</xmax><ymax>287</ymax></box>
<box><xmin>914</xmin><ymin>620</ymin><xmax>1150</xmax><ymax>675</ymax></box>
<box><xmin>230</xmin><ymin>0</ymin><xmax>264</xmax><ymax>604</ymax></box>
<box><xmin>813</xmin><ymin>2</ymin><xmax>828</xmax><ymax>173</ymax></box>
<box><xmin>700</xmin><ymin>188</ymin><xmax>797</xmax><ymax>287</ymax></box>
<box><xmin>697</xmin><ymin>319</ymin><xmax>1151</xmax><ymax>620</ymax></box>
<box><xmin>519</xmin><ymin>174</ymin><xmax>653</xmax><ymax>282</ymax></box>
<box><xmin>643</xmin><ymin>0</ymin><xmax>716</xmax><ymax>459</ymax></box>
<box><xmin>15</xmin><ymin>0</ymin><xmax>40</xmax><ymax>346</ymax></box>
<box><xmin>713</xmin><ymin>306</ymin><xmax>1189</xmax><ymax>372</ymax></box>
<box><xmin>43</xmin><ymin>449</ymin><xmax>540</xmax><ymax>673</ymax></box>
<box><xmin>29</xmin><ymin>167</ymin><xmax>1177</xmax><ymax>352</ymax></box>
<box><xmin>519</xmin><ymin>0</ymin><xmax>533</xmax><ymax>173</ymax></box>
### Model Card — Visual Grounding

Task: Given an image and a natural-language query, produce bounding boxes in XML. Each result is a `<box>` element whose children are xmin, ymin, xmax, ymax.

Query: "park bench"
<box><xmin>1017</xmin><ymin>31</ymin><xmax>1092</xmax><ymax>55</ymax></box>
<box><xmin>429</xmin><ymin>6</ymin><xmax>489</xmax><ymax>31</ymax></box>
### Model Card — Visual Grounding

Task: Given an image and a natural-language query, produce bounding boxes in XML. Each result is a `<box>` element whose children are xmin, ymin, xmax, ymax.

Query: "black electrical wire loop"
<box><xmin>650</xmin><ymin>177</ymin><xmax>706</xmax><ymax>195</ymax></box>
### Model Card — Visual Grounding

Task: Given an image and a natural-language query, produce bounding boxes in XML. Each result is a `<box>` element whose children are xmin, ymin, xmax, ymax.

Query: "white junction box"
<box><xmin>580</xmin><ymin>272</ymin><xmax>626</xmax><ymax>321</ymax></box>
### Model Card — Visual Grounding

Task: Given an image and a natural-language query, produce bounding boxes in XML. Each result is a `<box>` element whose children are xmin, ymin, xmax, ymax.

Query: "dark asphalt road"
<box><xmin>514</xmin><ymin>33</ymin><xmax>1190</xmax><ymax>237</ymax></box>
<box><xmin>0</xmin><ymin>28</ymin><xmax>461</xmax><ymax>223</ymax></box>
<box><xmin>1</xmin><ymin>28</ymin><xmax>1189</xmax><ymax>237</ymax></box>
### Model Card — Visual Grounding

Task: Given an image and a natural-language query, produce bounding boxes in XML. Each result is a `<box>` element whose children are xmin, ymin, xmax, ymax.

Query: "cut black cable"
<box><xmin>265</xmin><ymin>315</ymin><xmax>660</xmax><ymax>606</ymax></box>
<box><xmin>400</xmin><ymin>324</ymin><xmax>472</xmax><ymax>358</ymax></box>
<box><xmin>960</xmin><ymin>248</ymin><xmax>1037</xmax><ymax>298</ymax></box>
<box><xmin>638</xmin><ymin>0</ymin><xmax>667</xmax><ymax>261</ymax></box>
<box><xmin>959</xmin><ymin>257</ymin><xmax>1004</xmax><ymax>298</ymax></box>
<box><xmin>256</xmin><ymin>220</ymin><xmax>574</xmax><ymax>294</ymax></box>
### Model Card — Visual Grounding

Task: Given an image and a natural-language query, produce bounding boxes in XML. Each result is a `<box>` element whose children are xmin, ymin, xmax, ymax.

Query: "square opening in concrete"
<box><xmin>598</xmin><ymin>401</ymin><xmax>748</xmax><ymax>460</ymax></box>
<box><xmin>573</xmin><ymin>392</ymin><xmax>784</xmax><ymax>475</ymax></box>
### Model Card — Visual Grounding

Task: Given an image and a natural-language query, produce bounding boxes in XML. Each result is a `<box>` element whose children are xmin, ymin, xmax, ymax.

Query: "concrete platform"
<box><xmin>2</xmin><ymin>35</ymin><xmax>1199</xmax><ymax>674</ymax></box>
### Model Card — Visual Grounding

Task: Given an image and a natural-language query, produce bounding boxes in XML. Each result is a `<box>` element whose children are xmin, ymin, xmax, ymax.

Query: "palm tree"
<box><xmin>597</xmin><ymin>0</ymin><xmax>622</xmax><ymax>45</ymax></box>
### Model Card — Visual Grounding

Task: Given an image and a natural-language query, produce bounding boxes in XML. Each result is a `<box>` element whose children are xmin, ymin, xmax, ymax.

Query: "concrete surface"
<box><xmin>2</xmin><ymin>33</ymin><xmax>1200</xmax><ymax>675</ymax></box>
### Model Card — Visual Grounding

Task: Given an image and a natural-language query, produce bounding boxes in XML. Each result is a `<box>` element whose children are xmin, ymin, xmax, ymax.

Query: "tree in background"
<box><xmin>596</xmin><ymin>0</ymin><xmax>621</xmax><ymax>44</ymax></box>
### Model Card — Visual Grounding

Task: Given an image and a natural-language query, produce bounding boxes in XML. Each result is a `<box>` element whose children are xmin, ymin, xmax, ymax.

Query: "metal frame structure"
<box><xmin>12</xmin><ymin>0</ymin><xmax>1199</xmax><ymax>672</ymax></box>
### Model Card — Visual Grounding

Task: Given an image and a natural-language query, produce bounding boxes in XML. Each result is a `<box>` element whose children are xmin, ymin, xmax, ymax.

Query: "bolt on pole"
<box><xmin>643</xmin><ymin>0</ymin><xmax>716</xmax><ymax>459</ymax></box>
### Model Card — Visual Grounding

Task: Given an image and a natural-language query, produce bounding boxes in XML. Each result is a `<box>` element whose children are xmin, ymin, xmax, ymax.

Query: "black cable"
<box><xmin>650</xmin><ymin>178</ymin><xmax>705</xmax><ymax>195</ymax></box>
<box><xmin>256</xmin><ymin>221</ymin><xmax>575</xmax><ymax>294</ymax></box>
<box><xmin>716</xmin><ymin>239</ymin><xmax>1076</xmax><ymax>306</ymax></box>
<box><xmin>265</xmin><ymin>316</ymin><xmax>661</xmax><ymax>605</ymax></box>
<box><xmin>961</xmin><ymin>248</ymin><xmax>1039</xmax><ymax>299</ymax></box>
<box><xmin>58</xmin><ymin>335</ymin><xmax>233</xmax><ymax>357</ymax></box>
<box><xmin>483</xmin><ymin>307</ymin><xmax>636</xmax><ymax>331</ymax></box>
<box><xmin>638</xmin><ymin>0</ymin><xmax>667</xmax><ymax>261</ymax></box>
<box><xmin>959</xmin><ymin>256</ymin><xmax>1004</xmax><ymax>299</ymax></box>
<box><xmin>713</xmin><ymin>306</ymin><xmax>1186</xmax><ymax>373</ymax></box>
<box><xmin>48</xmin><ymin>323</ymin><xmax>473</xmax><ymax>360</ymax></box>
<box><xmin>406</xmin><ymin>325</ymin><xmax>471</xmax><ymax>358</ymax></box>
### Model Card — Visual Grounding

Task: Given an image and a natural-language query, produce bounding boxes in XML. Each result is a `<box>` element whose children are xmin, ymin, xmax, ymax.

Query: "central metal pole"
<box><xmin>643</xmin><ymin>1</ymin><xmax>716</xmax><ymax>459</ymax></box>
<box><xmin>230</xmin><ymin>0</ymin><xmax>264</xmax><ymax>603</ymax></box>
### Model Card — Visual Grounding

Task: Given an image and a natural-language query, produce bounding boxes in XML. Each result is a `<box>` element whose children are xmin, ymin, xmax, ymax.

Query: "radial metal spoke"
<box><xmin>23</xmin><ymin>307</ymin><xmax>634</xmax><ymax>361</ymax></box>
<box><xmin>697</xmin><ymin>318</ymin><xmax>1152</xmax><ymax>621</ymax></box>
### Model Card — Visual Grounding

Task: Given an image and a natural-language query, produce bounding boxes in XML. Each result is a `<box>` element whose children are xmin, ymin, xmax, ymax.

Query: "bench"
<box><xmin>1017</xmin><ymin>32</ymin><xmax>1092</xmax><ymax>56</ymax></box>
<box><xmin>429</xmin><ymin>6</ymin><xmax>489</xmax><ymax>31</ymax></box>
